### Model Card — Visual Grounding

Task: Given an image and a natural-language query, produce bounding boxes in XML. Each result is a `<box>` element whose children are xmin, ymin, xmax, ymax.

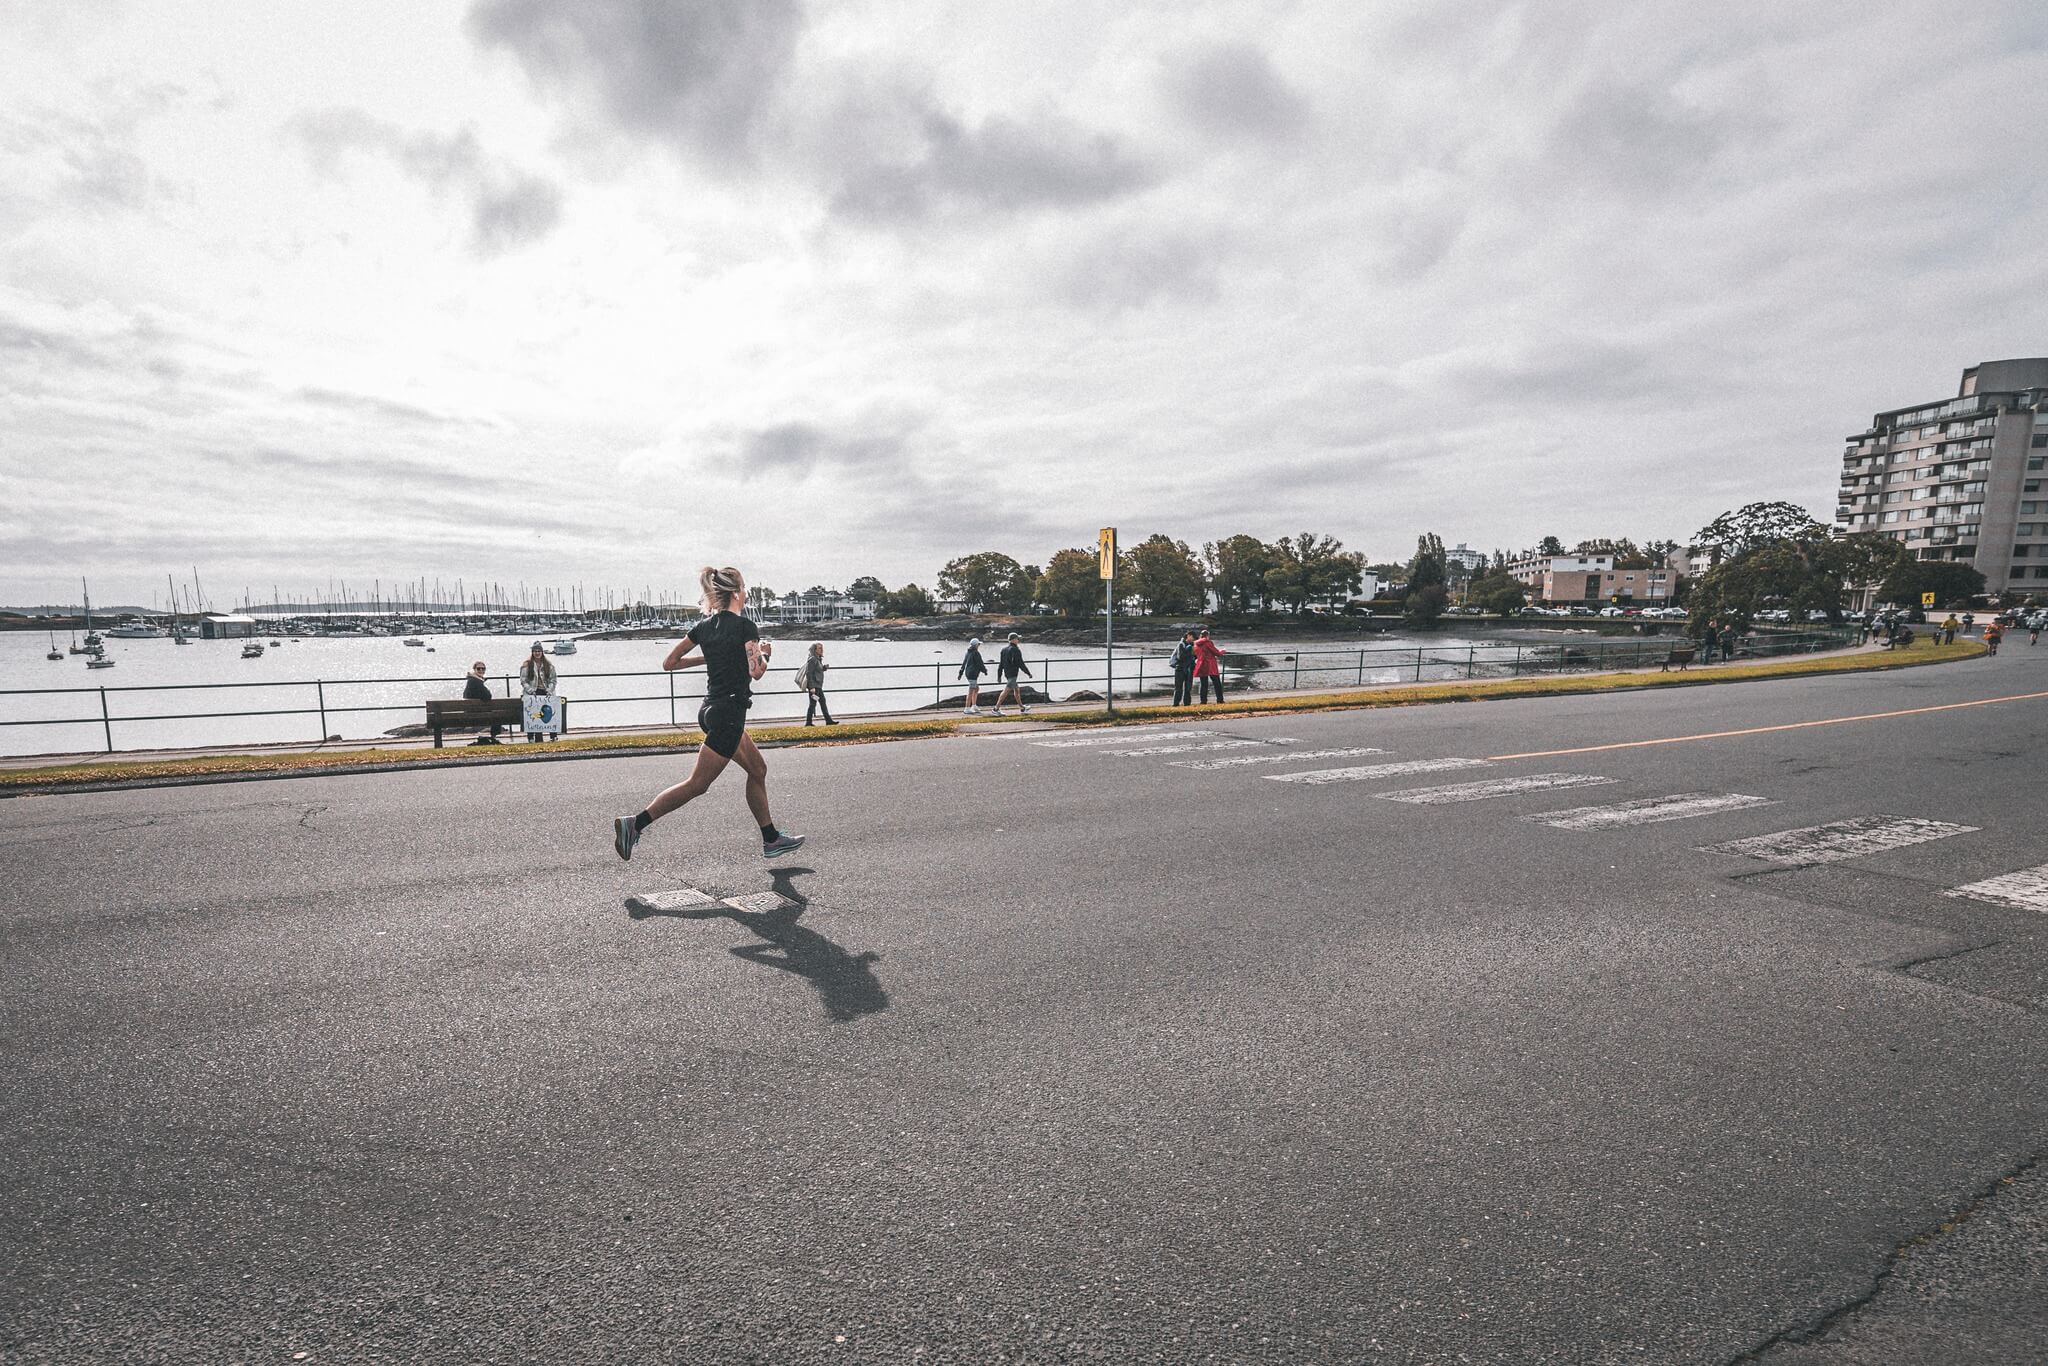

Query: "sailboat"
<box><xmin>47</xmin><ymin>631</ymin><xmax>63</xmax><ymax>661</ymax></box>
<box><xmin>78</xmin><ymin>578</ymin><xmax>103</xmax><ymax>655</ymax></box>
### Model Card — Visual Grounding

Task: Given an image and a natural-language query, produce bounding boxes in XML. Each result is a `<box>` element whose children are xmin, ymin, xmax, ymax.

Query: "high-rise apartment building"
<box><xmin>1837</xmin><ymin>358</ymin><xmax>2048</xmax><ymax>597</ymax></box>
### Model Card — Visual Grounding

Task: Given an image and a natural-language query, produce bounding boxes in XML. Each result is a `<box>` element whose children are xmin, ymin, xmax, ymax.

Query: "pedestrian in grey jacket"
<box><xmin>802</xmin><ymin>643</ymin><xmax>835</xmax><ymax>726</ymax></box>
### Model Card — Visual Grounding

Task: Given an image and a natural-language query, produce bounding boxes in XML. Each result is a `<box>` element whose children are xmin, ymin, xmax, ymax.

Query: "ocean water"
<box><xmin>0</xmin><ymin>627</ymin><xmax>1514</xmax><ymax>757</ymax></box>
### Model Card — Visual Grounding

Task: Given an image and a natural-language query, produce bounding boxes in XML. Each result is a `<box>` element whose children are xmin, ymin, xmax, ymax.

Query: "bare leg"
<box><xmin>644</xmin><ymin>743</ymin><xmax>732</xmax><ymax>821</ymax></box>
<box><xmin>967</xmin><ymin>684</ymin><xmax>980</xmax><ymax>708</ymax></box>
<box><xmin>734</xmin><ymin>731</ymin><xmax>774</xmax><ymax>827</ymax></box>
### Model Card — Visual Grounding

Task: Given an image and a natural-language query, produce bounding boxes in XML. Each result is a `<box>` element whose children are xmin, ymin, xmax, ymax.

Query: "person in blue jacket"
<box><xmin>958</xmin><ymin>637</ymin><xmax>988</xmax><ymax>714</ymax></box>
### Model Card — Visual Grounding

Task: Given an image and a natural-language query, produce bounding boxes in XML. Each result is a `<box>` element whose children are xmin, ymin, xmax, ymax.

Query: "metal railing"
<box><xmin>0</xmin><ymin>629</ymin><xmax>1856</xmax><ymax>756</ymax></box>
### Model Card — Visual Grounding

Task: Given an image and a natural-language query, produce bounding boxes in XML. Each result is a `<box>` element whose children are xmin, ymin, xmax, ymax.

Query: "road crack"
<box><xmin>1724</xmin><ymin>1147</ymin><xmax>2048</xmax><ymax>1363</ymax></box>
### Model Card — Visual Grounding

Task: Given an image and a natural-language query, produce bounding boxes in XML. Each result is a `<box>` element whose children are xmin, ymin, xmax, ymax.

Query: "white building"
<box><xmin>769</xmin><ymin>591</ymin><xmax>876</xmax><ymax>625</ymax></box>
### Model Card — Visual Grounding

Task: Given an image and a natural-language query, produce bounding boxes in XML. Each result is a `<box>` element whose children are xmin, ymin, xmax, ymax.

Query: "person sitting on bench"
<box><xmin>464</xmin><ymin>660</ymin><xmax>502</xmax><ymax>744</ymax></box>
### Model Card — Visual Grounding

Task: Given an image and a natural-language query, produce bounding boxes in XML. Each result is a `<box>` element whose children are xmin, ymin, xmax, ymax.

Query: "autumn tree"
<box><xmin>1122</xmin><ymin>534</ymin><xmax>1206</xmax><ymax>614</ymax></box>
<box><xmin>1036</xmin><ymin>548</ymin><xmax>1105</xmax><ymax>619</ymax></box>
<box><xmin>937</xmin><ymin>552</ymin><xmax>1025</xmax><ymax>613</ymax></box>
<box><xmin>875</xmin><ymin>583</ymin><xmax>934</xmax><ymax>617</ymax></box>
<box><xmin>1203</xmin><ymin>534</ymin><xmax>1278</xmax><ymax>612</ymax></box>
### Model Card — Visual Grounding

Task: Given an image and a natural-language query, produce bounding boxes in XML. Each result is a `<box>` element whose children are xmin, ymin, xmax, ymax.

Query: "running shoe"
<box><xmin>762</xmin><ymin>832</ymin><xmax>806</xmax><ymax>858</ymax></box>
<box><xmin>613</xmin><ymin>815</ymin><xmax>639</xmax><ymax>861</ymax></box>
<box><xmin>990</xmin><ymin>708</ymin><xmax>1004</xmax><ymax>716</ymax></box>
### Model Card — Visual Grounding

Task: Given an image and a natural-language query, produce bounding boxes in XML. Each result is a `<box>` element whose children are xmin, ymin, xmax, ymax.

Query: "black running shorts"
<box><xmin>698</xmin><ymin>696</ymin><xmax>747</xmax><ymax>759</ymax></box>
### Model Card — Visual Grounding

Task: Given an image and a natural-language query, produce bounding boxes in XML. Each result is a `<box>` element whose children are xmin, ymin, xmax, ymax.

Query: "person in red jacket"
<box><xmin>1192</xmin><ymin>628</ymin><xmax>1226</xmax><ymax>703</ymax></box>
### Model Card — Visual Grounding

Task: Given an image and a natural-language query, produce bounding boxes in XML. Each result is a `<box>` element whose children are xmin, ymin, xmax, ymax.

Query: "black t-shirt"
<box><xmin>689</xmin><ymin>611</ymin><xmax>760</xmax><ymax>703</ymax></box>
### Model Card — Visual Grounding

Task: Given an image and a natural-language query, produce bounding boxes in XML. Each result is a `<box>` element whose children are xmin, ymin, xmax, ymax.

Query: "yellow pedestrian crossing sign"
<box><xmin>1099</xmin><ymin>527</ymin><xmax>1117</xmax><ymax>579</ymax></box>
<box><xmin>1921</xmin><ymin>592</ymin><xmax>1936</xmax><ymax>606</ymax></box>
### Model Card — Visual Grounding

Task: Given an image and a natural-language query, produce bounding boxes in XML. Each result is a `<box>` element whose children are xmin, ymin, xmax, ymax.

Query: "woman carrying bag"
<box><xmin>798</xmin><ymin>642</ymin><xmax>835</xmax><ymax>726</ymax></box>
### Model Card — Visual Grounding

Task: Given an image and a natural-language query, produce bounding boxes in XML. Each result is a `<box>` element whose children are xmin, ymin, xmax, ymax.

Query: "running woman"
<box><xmin>990</xmin><ymin>633</ymin><xmax>1032</xmax><ymax>716</ymax></box>
<box><xmin>613</xmin><ymin>566</ymin><xmax>804</xmax><ymax>861</ymax></box>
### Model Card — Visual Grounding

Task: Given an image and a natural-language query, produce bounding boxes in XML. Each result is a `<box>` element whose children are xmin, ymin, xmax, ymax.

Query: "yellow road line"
<box><xmin>1486</xmin><ymin>689</ymin><xmax>2048</xmax><ymax>762</ymax></box>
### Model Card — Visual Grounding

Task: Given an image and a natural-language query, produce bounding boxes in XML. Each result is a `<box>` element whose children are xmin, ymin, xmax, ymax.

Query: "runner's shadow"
<box><xmin>625</xmin><ymin>867</ymin><xmax>888</xmax><ymax>1022</ymax></box>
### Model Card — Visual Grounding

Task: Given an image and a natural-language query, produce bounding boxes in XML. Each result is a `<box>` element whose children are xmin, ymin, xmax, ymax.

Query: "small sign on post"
<box><xmin>1921</xmin><ymin>591</ymin><xmax>1936</xmax><ymax>607</ymax></box>
<box><xmin>1100</xmin><ymin>527</ymin><xmax>1117</xmax><ymax>715</ymax></box>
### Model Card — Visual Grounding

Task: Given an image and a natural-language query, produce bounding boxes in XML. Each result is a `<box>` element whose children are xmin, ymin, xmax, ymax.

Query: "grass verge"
<box><xmin>0</xmin><ymin>637</ymin><xmax>1984</xmax><ymax>793</ymax></box>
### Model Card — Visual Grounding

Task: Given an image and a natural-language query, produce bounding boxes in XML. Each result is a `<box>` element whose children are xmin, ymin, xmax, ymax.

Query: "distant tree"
<box><xmin>1686</xmin><ymin>518</ymin><xmax>1902</xmax><ymax>632</ymax></box>
<box><xmin>1367</xmin><ymin>561</ymin><xmax>1406</xmax><ymax>582</ymax></box>
<box><xmin>846</xmin><ymin>575</ymin><xmax>886</xmax><ymax>603</ymax></box>
<box><xmin>1465</xmin><ymin>568</ymin><xmax>1527</xmax><ymax>617</ymax></box>
<box><xmin>1036</xmin><ymin>548</ymin><xmax>1103</xmax><ymax>619</ymax></box>
<box><xmin>746</xmin><ymin>585</ymin><xmax>778</xmax><ymax>612</ymax></box>
<box><xmin>1405</xmin><ymin>585</ymin><xmax>1450</xmax><ymax>627</ymax></box>
<box><xmin>1695</xmin><ymin>501</ymin><xmax>1825</xmax><ymax>558</ymax></box>
<box><xmin>1261</xmin><ymin>532</ymin><xmax>1364</xmax><ymax>612</ymax></box>
<box><xmin>1537</xmin><ymin>535</ymin><xmax>1565</xmax><ymax>555</ymax></box>
<box><xmin>1204</xmin><ymin>535</ymin><xmax>1278</xmax><ymax>613</ymax></box>
<box><xmin>1876</xmin><ymin>559</ymin><xmax>1986</xmax><ymax>610</ymax></box>
<box><xmin>938</xmin><ymin>552</ymin><xmax>1025</xmax><ymax>613</ymax></box>
<box><xmin>1608</xmin><ymin>539</ymin><xmax>1655</xmax><ymax>570</ymax></box>
<box><xmin>801</xmin><ymin>584</ymin><xmax>835</xmax><ymax>599</ymax></box>
<box><xmin>998</xmin><ymin>563</ymin><xmax>1038</xmax><ymax>613</ymax></box>
<box><xmin>875</xmin><ymin>582</ymin><xmax>934</xmax><ymax>617</ymax></box>
<box><xmin>1122</xmin><ymin>534</ymin><xmax>1206</xmax><ymax>614</ymax></box>
<box><xmin>1408</xmin><ymin>533</ymin><xmax>1448</xmax><ymax>591</ymax></box>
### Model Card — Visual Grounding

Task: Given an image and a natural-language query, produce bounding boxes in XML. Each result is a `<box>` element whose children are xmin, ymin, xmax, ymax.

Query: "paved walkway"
<box><xmin>0</xmin><ymin>638</ymin><xmax>1893</xmax><ymax>772</ymax></box>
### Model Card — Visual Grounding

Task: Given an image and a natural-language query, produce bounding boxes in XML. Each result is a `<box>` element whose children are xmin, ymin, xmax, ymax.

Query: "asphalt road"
<box><xmin>3</xmin><ymin>648</ymin><xmax>2045</xmax><ymax>1364</ymax></box>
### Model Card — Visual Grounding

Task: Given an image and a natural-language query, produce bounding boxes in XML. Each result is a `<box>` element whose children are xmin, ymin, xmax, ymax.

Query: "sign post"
<box><xmin>1921</xmin><ymin>591</ymin><xmax>1937</xmax><ymax>608</ymax></box>
<box><xmin>1099</xmin><ymin>527</ymin><xmax>1117</xmax><ymax>715</ymax></box>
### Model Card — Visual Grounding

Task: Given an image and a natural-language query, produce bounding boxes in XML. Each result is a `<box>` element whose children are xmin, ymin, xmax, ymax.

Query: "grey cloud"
<box><xmin>1163</xmin><ymin>43</ymin><xmax>1310</xmax><ymax>143</ymax></box>
<box><xmin>1057</xmin><ymin>226</ymin><xmax>1225</xmax><ymax>311</ymax></box>
<box><xmin>830</xmin><ymin>110</ymin><xmax>1156</xmax><ymax>224</ymax></box>
<box><xmin>466</xmin><ymin>0</ymin><xmax>802</xmax><ymax>169</ymax></box>
<box><xmin>295</xmin><ymin>386</ymin><xmax>461</xmax><ymax>427</ymax></box>
<box><xmin>737</xmin><ymin>418</ymin><xmax>917</xmax><ymax>478</ymax></box>
<box><xmin>1548</xmin><ymin>80</ymin><xmax>1738</xmax><ymax>194</ymax></box>
<box><xmin>291</xmin><ymin>108</ymin><xmax>563</xmax><ymax>255</ymax></box>
<box><xmin>472</xmin><ymin>173</ymin><xmax>563</xmax><ymax>251</ymax></box>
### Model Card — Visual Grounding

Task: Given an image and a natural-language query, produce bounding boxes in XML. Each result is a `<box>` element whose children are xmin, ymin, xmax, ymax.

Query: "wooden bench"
<box><xmin>425</xmin><ymin>697</ymin><xmax>567</xmax><ymax>747</ymax></box>
<box><xmin>1660</xmin><ymin>644</ymin><xmax>1697</xmax><ymax>672</ymax></box>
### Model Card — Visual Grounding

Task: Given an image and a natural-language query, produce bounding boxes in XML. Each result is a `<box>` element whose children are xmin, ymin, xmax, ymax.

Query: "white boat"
<box><xmin>548</xmin><ymin>638</ymin><xmax>578</xmax><ymax>655</ymax></box>
<box><xmin>46</xmin><ymin>631</ymin><xmax>64</xmax><ymax>661</ymax></box>
<box><xmin>86</xmin><ymin>655</ymin><xmax>116</xmax><ymax>669</ymax></box>
<box><xmin>241</xmin><ymin>642</ymin><xmax>265</xmax><ymax>659</ymax></box>
<box><xmin>106</xmin><ymin>620</ymin><xmax>165</xmax><ymax>638</ymax></box>
<box><xmin>403</xmin><ymin>637</ymin><xmax>426</xmax><ymax>647</ymax></box>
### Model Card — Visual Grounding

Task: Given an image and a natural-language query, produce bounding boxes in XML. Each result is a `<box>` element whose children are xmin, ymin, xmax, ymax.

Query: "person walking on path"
<box><xmin>958</xmin><ymin>637</ymin><xmax>988</xmax><ymax>714</ymax></box>
<box><xmin>1941</xmin><ymin>614</ymin><xmax>1960</xmax><ymax>646</ymax></box>
<box><xmin>1192</xmin><ymin>628</ymin><xmax>1226</xmax><ymax>704</ymax></box>
<box><xmin>801</xmin><ymin>642</ymin><xmax>835</xmax><ymax>726</ymax></box>
<box><xmin>463</xmin><ymin>660</ymin><xmax>502</xmax><ymax>744</ymax></box>
<box><xmin>1699</xmin><ymin>620</ymin><xmax>1720</xmax><ymax>665</ymax></box>
<box><xmin>991</xmin><ymin>633</ymin><xmax>1032</xmax><ymax>716</ymax></box>
<box><xmin>1169</xmin><ymin>630</ymin><xmax>1197</xmax><ymax>706</ymax></box>
<box><xmin>2031</xmin><ymin>617</ymin><xmax>2042</xmax><ymax>647</ymax></box>
<box><xmin>613</xmin><ymin>566</ymin><xmax>804</xmax><ymax>862</ymax></box>
<box><xmin>520</xmin><ymin>642</ymin><xmax>559</xmax><ymax>742</ymax></box>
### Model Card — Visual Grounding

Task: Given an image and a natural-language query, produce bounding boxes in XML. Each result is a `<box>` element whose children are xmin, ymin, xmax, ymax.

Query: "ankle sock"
<box><xmin>760</xmin><ymin>823</ymin><xmax>780</xmax><ymax>843</ymax></box>
<box><xmin>633</xmin><ymin>811</ymin><xmax>653</xmax><ymax>833</ymax></box>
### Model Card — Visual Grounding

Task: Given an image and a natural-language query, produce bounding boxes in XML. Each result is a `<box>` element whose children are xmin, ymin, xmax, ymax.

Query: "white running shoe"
<box><xmin>990</xmin><ymin>708</ymin><xmax>1004</xmax><ymax>716</ymax></box>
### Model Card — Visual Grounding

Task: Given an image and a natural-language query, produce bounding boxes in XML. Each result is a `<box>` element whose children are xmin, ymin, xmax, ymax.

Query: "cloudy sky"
<box><xmin>5</xmin><ymin>0</ymin><xmax>2047</xmax><ymax>610</ymax></box>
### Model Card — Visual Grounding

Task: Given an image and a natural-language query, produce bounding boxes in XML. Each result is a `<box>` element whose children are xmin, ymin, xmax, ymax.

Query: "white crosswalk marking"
<box><xmin>722</xmin><ymin>892</ymin><xmax>794</xmax><ymax>913</ymax></box>
<box><xmin>1265</xmin><ymin>757</ymin><xmax>1490</xmax><ymax>785</ymax></box>
<box><xmin>1172</xmin><ymin>746</ymin><xmax>1387</xmax><ymax>771</ymax></box>
<box><xmin>1945</xmin><ymin>864</ymin><xmax>2048</xmax><ymax>913</ymax></box>
<box><xmin>1529</xmin><ymin>792</ymin><xmax>1776</xmax><ymax>831</ymax></box>
<box><xmin>631</xmin><ymin>888</ymin><xmax>716</xmax><ymax>912</ymax></box>
<box><xmin>1109</xmin><ymin>738</ymin><xmax>1297</xmax><ymax>757</ymax></box>
<box><xmin>1703</xmin><ymin>815</ymin><xmax>1979</xmax><ymax>866</ymax></box>
<box><xmin>1376</xmin><ymin>772</ymin><xmax>1616</xmax><ymax>805</ymax></box>
<box><xmin>1033</xmin><ymin>730</ymin><xmax>1218</xmax><ymax>748</ymax></box>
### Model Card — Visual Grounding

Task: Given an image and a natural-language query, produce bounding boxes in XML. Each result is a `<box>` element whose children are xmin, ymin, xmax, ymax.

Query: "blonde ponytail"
<box><xmin>700</xmin><ymin>565</ymin><xmax>747</xmax><ymax>613</ymax></box>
